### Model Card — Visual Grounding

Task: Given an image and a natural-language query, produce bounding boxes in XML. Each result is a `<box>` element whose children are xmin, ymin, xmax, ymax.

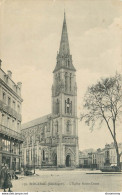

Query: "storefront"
<box><xmin>0</xmin><ymin>135</ymin><xmax>23</xmax><ymax>170</ymax></box>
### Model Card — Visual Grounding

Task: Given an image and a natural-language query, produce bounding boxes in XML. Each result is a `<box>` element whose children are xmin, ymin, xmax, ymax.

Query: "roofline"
<box><xmin>21</xmin><ymin>113</ymin><xmax>52</xmax><ymax>130</ymax></box>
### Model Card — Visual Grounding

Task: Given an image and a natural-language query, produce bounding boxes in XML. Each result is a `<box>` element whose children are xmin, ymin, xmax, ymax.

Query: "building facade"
<box><xmin>104</xmin><ymin>143</ymin><xmax>122</xmax><ymax>168</ymax></box>
<box><xmin>0</xmin><ymin>60</ymin><xmax>23</xmax><ymax>170</ymax></box>
<box><xmin>79</xmin><ymin>143</ymin><xmax>122</xmax><ymax>170</ymax></box>
<box><xmin>96</xmin><ymin>149</ymin><xmax>105</xmax><ymax>169</ymax></box>
<box><xmin>21</xmin><ymin>13</ymin><xmax>79</xmax><ymax>168</ymax></box>
<box><xmin>79</xmin><ymin>152</ymin><xmax>92</xmax><ymax>168</ymax></box>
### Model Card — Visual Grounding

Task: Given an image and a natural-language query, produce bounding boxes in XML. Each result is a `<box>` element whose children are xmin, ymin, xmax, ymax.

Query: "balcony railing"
<box><xmin>0</xmin><ymin>124</ymin><xmax>24</xmax><ymax>142</ymax></box>
<box><xmin>0</xmin><ymin>100</ymin><xmax>22</xmax><ymax>121</ymax></box>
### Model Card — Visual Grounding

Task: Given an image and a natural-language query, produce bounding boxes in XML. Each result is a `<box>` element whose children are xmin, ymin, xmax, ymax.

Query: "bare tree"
<box><xmin>81</xmin><ymin>73</ymin><xmax>122</xmax><ymax>169</ymax></box>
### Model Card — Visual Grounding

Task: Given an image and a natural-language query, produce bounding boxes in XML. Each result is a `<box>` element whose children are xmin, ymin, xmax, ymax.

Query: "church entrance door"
<box><xmin>66</xmin><ymin>155</ymin><xmax>71</xmax><ymax>167</ymax></box>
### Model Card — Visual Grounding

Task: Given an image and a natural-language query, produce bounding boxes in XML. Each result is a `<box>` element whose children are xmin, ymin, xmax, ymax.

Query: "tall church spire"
<box><xmin>53</xmin><ymin>12</ymin><xmax>76</xmax><ymax>73</ymax></box>
<box><xmin>59</xmin><ymin>12</ymin><xmax>70</xmax><ymax>55</ymax></box>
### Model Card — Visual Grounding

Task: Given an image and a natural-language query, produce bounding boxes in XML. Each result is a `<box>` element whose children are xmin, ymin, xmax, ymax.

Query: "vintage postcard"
<box><xmin>0</xmin><ymin>0</ymin><xmax>122</xmax><ymax>193</ymax></box>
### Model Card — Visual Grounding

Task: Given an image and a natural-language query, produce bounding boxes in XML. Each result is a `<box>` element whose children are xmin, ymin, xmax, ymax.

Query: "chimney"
<box><xmin>7</xmin><ymin>70</ymin><xmax>12</xmax><ymax>78</ymax></box>
<box><xmin>0</xmin><ymin>59</ymin><xmax>2</xmax><ymax>68</ymax></box>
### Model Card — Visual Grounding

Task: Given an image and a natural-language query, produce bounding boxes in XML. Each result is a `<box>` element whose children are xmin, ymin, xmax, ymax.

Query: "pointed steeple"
<box><xmin>59</xmin><ymin>12</ymin><xmax>70</xmax><ymax>55</ymax></box>
<box><xmin>53</xmin><ymin>12</ymin><xmax>76</xmax><ymax>73</ymax></box>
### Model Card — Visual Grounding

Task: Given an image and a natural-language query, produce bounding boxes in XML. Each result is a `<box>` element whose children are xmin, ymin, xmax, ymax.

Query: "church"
<box><xmin>21</xmin><ymin>13</ymin><xmax>79</xmax><ymax>168</ymax></box>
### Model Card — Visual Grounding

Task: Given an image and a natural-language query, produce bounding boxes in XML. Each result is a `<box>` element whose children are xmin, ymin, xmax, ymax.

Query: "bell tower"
<box><xmin>51</xmin><ymin>12</ymin><xmax>79</xmax><ymax>167</ymax></box>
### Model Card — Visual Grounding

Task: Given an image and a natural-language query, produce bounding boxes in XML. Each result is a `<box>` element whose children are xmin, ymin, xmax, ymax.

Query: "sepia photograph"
<box><xmin>0</xmin><ymin>0</ymin><xmax>122</xmax><ymax>193</ymax></box>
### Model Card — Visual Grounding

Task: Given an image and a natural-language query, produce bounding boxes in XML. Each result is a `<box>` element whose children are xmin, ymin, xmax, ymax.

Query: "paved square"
<box><xmin>0</xmin><ymin>169</ymin><xmax>121</xmax><ymax>192</ymax></box>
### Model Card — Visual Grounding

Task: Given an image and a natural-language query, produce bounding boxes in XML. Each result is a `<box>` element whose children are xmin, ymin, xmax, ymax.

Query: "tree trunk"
<box><xmin>114</xmin><ymin>140</ymin><xmax>121</xmax><ymax>170</ymax></box>
<box><xmin>117</xmin><ymin>153</ymin><xmax>120</xmax><ymax>169</ymax></box>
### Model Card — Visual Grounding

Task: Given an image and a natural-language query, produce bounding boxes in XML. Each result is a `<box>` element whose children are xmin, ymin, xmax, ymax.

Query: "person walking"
<box><xmin>0</xmin><ymin>163</ymin><xmax>5</xmax><ymax>189</ymax></box>
<box><xmin>0</xmin><ymin>163</ymin><xmax>7</xmax><ymax>191</ymax></box>
<box><xmin>6</xmin><ymin>165</ymin><xmax>13</xmax><ymax>192</ymax></box>
<box><xmin>0</xmin><ymin>164</ymin><xmax>13</xmax><ymax>192</ymax></box>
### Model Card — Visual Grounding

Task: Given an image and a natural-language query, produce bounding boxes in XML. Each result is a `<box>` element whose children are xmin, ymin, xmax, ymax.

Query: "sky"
<box><xmin>0</xmin><ymin>0</ymin><xmax>122</xmax><ymax>150</ymax></box>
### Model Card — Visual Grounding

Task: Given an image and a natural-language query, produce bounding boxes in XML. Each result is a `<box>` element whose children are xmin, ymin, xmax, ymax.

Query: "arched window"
<box><xmin>67</xmin><ymin>98</ymin><xmax>70</xmax><ymax>113</ymax></box>
<box><xmin>70</xmin><ymin>101</ymin><xmax>72</xmax><ymax>114</ymax></box>
<box><xmin>56</xmin><ymin>99</ymin><xmax>59</xmax><ymax>114</ymax></box>
<box><xmin>66</xmin><ymin>120</ymin><xmax>71</xmax><ymax>132</ymax></box>
<box><xmin>65</xmin><ymin>98</ymin><xmax>72</xmax><ymax>115</ymax></box>
<box><xmin>43</xmin><ymin>150</ymin><xmax>45</xmax><ymax>161</ymax></box>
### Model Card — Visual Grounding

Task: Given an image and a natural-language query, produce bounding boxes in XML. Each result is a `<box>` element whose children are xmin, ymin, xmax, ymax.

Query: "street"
<box><xmin>0</xmin><ymin>169</ymin><xmax>122</xmax><ymax>192</ymax></box>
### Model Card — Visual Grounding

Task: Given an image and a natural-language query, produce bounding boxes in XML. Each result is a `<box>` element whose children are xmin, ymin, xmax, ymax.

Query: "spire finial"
<box><xmin>64</xmin><ymin>9</ymin><xmax>66</xmax><ymax>23</ymax></box>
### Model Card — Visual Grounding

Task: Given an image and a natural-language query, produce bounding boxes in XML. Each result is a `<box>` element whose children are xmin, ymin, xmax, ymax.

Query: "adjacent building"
<box><xmin>104</xmin><ymin>143</ymin><xmax>122</xmax><ymax>168</ymax></box>
<box><xmin>79</xmin><ymin>152</ymin><xmax>92</xmax><ymax>168</ymax></box>
<box><xmin>91</xmin><ymin>152</ymin><xmax>98</xmax><ymax>169</ymax></box>
<box><xmin>96</xmin><ymin>149</ymin><xmax>105</xmax><ymax>169</ymax></box>
<box><xmin>79</xmin><ymin>143</ymin><xmax>122</xmax><ymax>169</ymax></box>
<box><xmin>0</xmin><ymin>60</ymin><xmax>23</xmax><ymax>170</ymax></box>
<box><xmin>21</xmin><ymin>13</ymin><xmax>79</xmax><ymax>168</ymax></box>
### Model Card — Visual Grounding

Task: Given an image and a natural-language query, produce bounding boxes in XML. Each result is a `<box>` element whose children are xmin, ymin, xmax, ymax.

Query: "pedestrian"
<box><xmin>0</xmin><ymin>163</ymin><xmax>7</xmax><ymax>191</ymax></box>
<box><xmin>0</xmin><ymin>164</ymin><xmax>13</xmax><ymax>192</ymax></box>
<box><xmin>5</xmin><ymin>165</ymin><xmax>13</xmax><ymax>192</ymax></box>
<box><xmin>0</xmin><ymin>163</ymin><xmax>5</xmax><ymax>189</ymax></box>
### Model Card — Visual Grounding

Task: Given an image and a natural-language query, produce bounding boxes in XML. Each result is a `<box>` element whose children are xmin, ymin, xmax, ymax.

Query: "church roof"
<box><xmin>21</xmin><ymin>113</ymin><xmax>52</xmax><ymax>130</ymax></box>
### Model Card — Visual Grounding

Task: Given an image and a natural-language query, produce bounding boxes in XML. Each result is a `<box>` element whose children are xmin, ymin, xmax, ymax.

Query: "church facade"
<box><xmin>21</xmin><ymin>13</ymin><xmax>79</xmax><ymax>168</ymax></box>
